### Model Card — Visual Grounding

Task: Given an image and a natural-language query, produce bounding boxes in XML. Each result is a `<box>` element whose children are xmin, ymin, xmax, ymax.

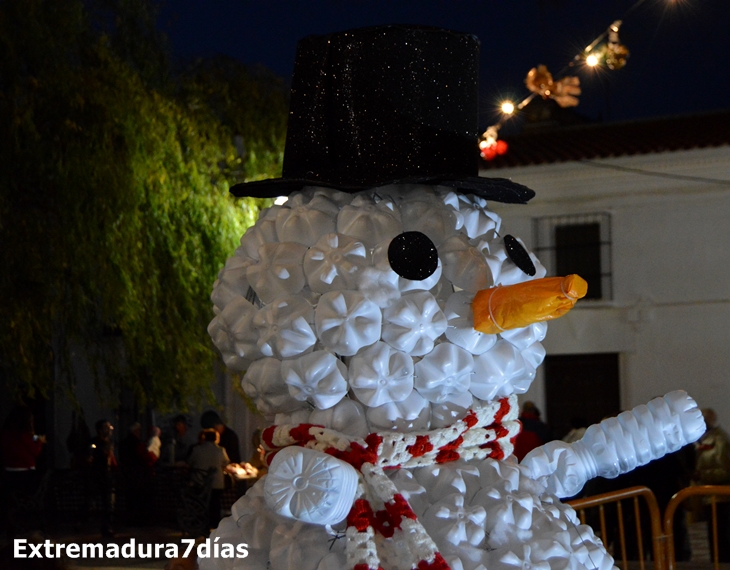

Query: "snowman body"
<box><xmin>203</xmin><ymin>185</ymin><xmax>620</xmax><ymax>570</ymax></box>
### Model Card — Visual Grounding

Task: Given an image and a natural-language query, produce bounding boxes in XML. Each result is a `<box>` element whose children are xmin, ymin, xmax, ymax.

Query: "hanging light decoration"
<box><xmin>478</xmin><ymin>1</ymin><xmax>647</xmax><ymax>162</ymax></box>
<box><xmin>605</xmin><ymin>20</ymin><xmax>630</xmax><ymax>70</ymax></box>
<box><xmin>524</xmin><ymin>65</ymin><xmax>581</xmax><ymax>108</ymax></box>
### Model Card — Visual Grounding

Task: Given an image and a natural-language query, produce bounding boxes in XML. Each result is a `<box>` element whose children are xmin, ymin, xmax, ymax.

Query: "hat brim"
<box><xmin>230</xmin><ymin>175</ymin><xmax>535</xmax><ymax>204</ymax></box>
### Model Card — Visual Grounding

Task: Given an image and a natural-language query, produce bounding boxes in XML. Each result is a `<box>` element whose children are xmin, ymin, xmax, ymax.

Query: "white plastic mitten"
<box><xmin>275</xmin><ymin>195</ymin><xmax>339</xmax><ymax>246</ymax></box>
<box><xmin>246</xmin><ymin>242</ymin><xmax>307</xmax><ymax>304</ymax></box>
<box><xmin>366</xmin><ymin>389</ymin><xmax>431</xmax><ymax>431</ymax></box>
<box><xmin>348</xmin><ymin>341</ymin><xmax>414</xmax><ymax>407</ymax></box>
<box><xmin>444</xmin><ymin>291</ymin><xmax>498</xmax><ymax>355</ymax></box>
<box><xmin>470</xmin><ymin>340</ymin><xmax>528</xmax><ymax>401</ymax></box>
<box><xmin>399</xmin><ymin>199</ymin><xmax>460</xmax><ymax>246</ymax></box>
<box><xmin>414</xmin><ymin>344</ymin><xmax>474</xmax><ymax>404</ymax></box>
<box><xmin>439</xmin><ymin>234</ymin><xmax>495</xmax><ymax>293</ymax></box>
<box><xmin>211</xmin><ymin>255</ymin><xmax>255</xmax><ymax>311</ymax></box>
<box><xmin>309</xmin><ymin>398</ymin><xmax>369</xmax><ymax>438</ymax></box>
<box><xmin>242</xmin><ymin>358</ymin><xmax>306</xmax><ymax>417</ymax></box>
<box><xmin>337</xmin><ymin>198</ymin><xmax>402</xmax><ymax>248</ymax></box>
<box><xmin>264</xmin><ymin>447</ymin><xmax>359</xmax><ymax>526</ymax></box>
<box><xmin>382</xmin><ymin>291</ymin><xmax>447</xmax><ymax>356</ymax></box>
<box><xmin>315</xmin><ymin>290</ymin><xmax>382</xmax><ymax>356</ymax></box>
<box><xmin>304</xmin><ymin>233</ymin><xmax>369</xmax><ymax>293</ymax></box>
<box><xmin>253</xmin><ymin>295</ymin><xmax>316</xmax><ymax>358</ymax></box>
<box><xmin>281</xmin><ymin>351</ymin><xmax>349</xmax><ymax>410</ymax></box>
<box><xmin>421</xmin><ymin>493</ymin><xmax>486</xmax><ymax>548</ymax></box>
<box><xmin>521</xmin><ymin>390</ymin><xmax>706</xmax><ymax>498</ymax></box>
<box><xmin>238</xmin><ymin>212</ymin><xmax>279</xmax><ymax>260</ymax></box>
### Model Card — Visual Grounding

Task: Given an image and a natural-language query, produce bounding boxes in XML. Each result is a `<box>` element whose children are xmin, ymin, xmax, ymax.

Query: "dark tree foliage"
<box><xmin>0</xmin><ymin>0</ymin><xmax>287</xmax><ymax>410</ymax></box>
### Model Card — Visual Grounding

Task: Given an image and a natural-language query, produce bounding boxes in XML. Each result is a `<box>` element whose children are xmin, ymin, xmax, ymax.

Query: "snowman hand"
<box><xmin>521</xmin><ymin>441</ymin><xmax>587</xmax><ymax>498</ymax></box>
<box><xmin>263</xmin><ymin>446</ymin><xmax>359</xmax><ymax>526</ymax></box>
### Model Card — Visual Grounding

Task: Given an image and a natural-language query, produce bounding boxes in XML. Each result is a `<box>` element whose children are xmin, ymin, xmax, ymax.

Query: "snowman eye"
<box><xmin>387</xmin><ymin>231</ymin><xmax>438</xmax><ymax>281</ymax></box>
<box><xmin>504</xmin><ymin>235</ymin><xmax>536</xmax><ymax>277</ymax></box>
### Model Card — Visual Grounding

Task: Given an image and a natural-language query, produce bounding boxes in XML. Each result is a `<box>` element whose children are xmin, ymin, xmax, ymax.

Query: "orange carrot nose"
<box><xmin>472</xmin><ymin>275</ymin><xmax>588</xmax><ymax>334</ymax></box>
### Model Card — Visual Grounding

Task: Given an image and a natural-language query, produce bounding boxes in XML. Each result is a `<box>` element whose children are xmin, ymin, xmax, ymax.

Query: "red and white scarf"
<box><xmin>262</xmin><ymin>395</ymin><xmax>520</xmax><ymax>570</ymax></box>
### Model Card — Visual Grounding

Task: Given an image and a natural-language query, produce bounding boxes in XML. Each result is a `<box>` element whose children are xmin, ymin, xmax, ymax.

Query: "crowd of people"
<box><xmin>0</xmin><ymin>406</ymin><xmax>267</xmax><ymax>538</ymax></box>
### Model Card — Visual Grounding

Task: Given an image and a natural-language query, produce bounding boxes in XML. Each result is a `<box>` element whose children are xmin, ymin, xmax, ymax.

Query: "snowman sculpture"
<box><xmin>203</xmin><ymin>27</ymin><xmax>704</xmax><ymax>570</ymax></box>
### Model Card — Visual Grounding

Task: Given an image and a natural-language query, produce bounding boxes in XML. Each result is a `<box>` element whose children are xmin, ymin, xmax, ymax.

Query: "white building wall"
<box><xmin>485</xmin><ymin>145</ymin><xmax>730</xmax><ymax>426</ymax></box>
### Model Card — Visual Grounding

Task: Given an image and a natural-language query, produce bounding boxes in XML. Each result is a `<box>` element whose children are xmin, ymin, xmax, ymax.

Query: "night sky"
<box><xmin>158</xmin><ymin>0</ymin><xmax>730</xmax><ymax>129</ymax></box>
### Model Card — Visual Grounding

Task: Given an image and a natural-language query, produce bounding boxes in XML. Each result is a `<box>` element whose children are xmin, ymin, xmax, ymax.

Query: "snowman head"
<box><xmin>208</xmin><ymin>27</ymin><xmax>586</xmax><ymax>435</ymax></box>
<box><xmin>209</xmin><ymin>184</ymin><xmax>588</xmax><ymax>435</ymax></box>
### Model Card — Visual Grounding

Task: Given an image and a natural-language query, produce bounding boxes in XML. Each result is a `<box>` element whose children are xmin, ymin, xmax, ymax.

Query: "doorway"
<box><xmin>544</xmin><ymin>353</ymin><xmax>620</xmax><ymax>440</ymax></box>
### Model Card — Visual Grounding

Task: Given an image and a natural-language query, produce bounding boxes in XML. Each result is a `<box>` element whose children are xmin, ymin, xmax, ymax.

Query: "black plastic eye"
<box><xmin>388</xmin><ymin>232</ymin><xmax>438</xmax><ymax>281</ymax></box>
<box><xmin>505</xmin><ymin>234</ymin><xmax>536</xmax><ymax>276</ymax></box>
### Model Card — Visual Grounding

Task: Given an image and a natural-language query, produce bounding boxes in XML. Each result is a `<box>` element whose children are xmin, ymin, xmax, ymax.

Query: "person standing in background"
<box><xmin>694</xmin><ymin>408</ymin><xmax>730</xmax><ymax>562</ymax></box>
<box><xmin>200</xmin><ymin>411</ymin><xmax>240</xmax><ymax>464</ymax></box>
<box><xmin>0</xmin><ymin>406</ymin><xmax>46</xmax><ymax>536</ymax></box>
<box><xmin>187</xmin><ymin>428</ymin><xmax>230</xmax><ymax>530</ymax></box>
<box><xmin>90</xmin><ymin>419</ymin><xmax>116</xmax><ymax>537</ymax></box>
<box><xmin>513</xmin><ymin>401</ymin><xmax>551</xmax><ymax>461</ymax></box>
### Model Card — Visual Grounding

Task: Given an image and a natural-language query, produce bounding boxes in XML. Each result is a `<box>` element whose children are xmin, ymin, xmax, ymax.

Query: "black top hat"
<box><xmin>230</xmin><ymin>25</ymin><xmax>534</xmax><ymax>204</ymax></box>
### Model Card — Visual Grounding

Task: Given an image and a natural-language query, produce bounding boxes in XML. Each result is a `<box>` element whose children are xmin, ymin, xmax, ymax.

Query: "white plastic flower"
<box><xmin>493</xmin><ymin>544</ymin><xmax>551</xmax><ymax>570</ymax></box>
<box><xmin>357</xmin><ymin>266</ymin><xmax>401</xmax><ymax>308</ymax></box>
<box><xmin>304</xmin><ymin>233</ymin><xmax>369</xmax><ymax>293</ymax></box>
<box><xmin>443</xmin><ymin>192</ymin><xmax>502</xmax><ymax>239</ymax></box>
<box><xmin>475</xmin><ymin>483</ymin><xmax>536</xmax><ymax>533</ymax></box>
<box><xmin>281</xmin><ymin>351</ymin><xmax>348</xmax><ymax>409</ymax></box>
<box><xmin>471</xmin><ymin>341</ymin><xmax>529</xmax><ymax>401</ymax></box>
<box><xmin>337</xmin><ymin>197</ymin><xmax>402</xmax><ymax>248</ymax></box>
<box><xmin>242</xmin><ymin>358</ymin><xmax>306</xmax><ymax>416</ymax></box>
<box><xmin>246</xmin><ymin>242</ymin><xmax>308</xmax><ymax>304</ymax></box>
<box><xmin>444</xmin><ymin>291</ymin><xmax>498</xmax><ymax>355</ymax></box>
<box><xmin>348</xmin><ymin>341</ymin><xmax>414</xmax><ymax>407</ymax></box>
<box><xmin>217</xmin><ymin>296</ymin><xmax>262</xmax><ymax>361</ymax></box>
<box><xmin>210</xmin><ymin>255</ymin><xmax>255</xmax><ymax>311</ymax></box>
<box><xmin>439</xmin><ymin>235</ymin><xmax>495</xmax><ymax>292</ymax></box>
<box><xmin>382</xmin><ymin>291</ymin><xmax>447</xmax><ymax>356</ymax></box>
<box><xmin>309</xmin><ymin>398</ymin><xmax>369</xmax><ymax>438</ymax></box>
<box><xmin>275</xmin><ymin>194</ymin><xmax>339</xmax><ymax>246</ymax></box>
<box><xmin>422</xmin><ymin>493</ymin><xmax>486</xmax><ymax>547</ymax></box>
<box><xmin>430</xmin><ymin>391</ymin><xmax>474</xmax><ymax>429</ymax></box>
<box><xmin>238</xmin><ymin>211</ymin><xmax>280</xmax><ymax>260</ymax></box>
<box><xmin>500</xmin><ymin>322</ymin><xmax>548</xmax><ymax>351</ymax></box>
<box><xmin>399</xmin><ymin>199</ymin><xmax>460</xmax><ymax>246</ymax></box>
<box><xmin>414</xmin><ymin>344</ymin><xmax>474</xmax><ymax>404</ymax></box>
<box><xmin>415</xmin><ymin>461</ymin><xmax>481</xmax><ymax>503</ymax></box>
<box><xmin>366</xmin><ymin>389</ymin><xmax>431</xmax><ymax>431</ymax></box>
<box><xmin>314</xmin><ymin>290</ymin><xmax>382</xmax><ymax>356</ymax></box>
<box><xmin>253</xmin><ymin>296</ymin><xmax>316</xmax><ymax>358</ymax></box>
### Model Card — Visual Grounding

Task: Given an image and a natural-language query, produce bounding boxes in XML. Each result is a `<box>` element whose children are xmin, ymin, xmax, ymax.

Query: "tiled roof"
<box><xmin>479</xmin><ymin>109</ymin><xmax>730</xmax><ymax>170</ymax></box>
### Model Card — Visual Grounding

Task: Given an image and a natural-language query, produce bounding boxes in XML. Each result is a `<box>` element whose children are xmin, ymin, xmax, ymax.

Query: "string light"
<box><xmin>479</xmin><ymin>0</ymin><xmax>661</xmax><ymax>160</ymax></box>
<box><xmin>501</xmin><ymin>101</ymin><xmax>516</xmax><ymax>115</ymax></box>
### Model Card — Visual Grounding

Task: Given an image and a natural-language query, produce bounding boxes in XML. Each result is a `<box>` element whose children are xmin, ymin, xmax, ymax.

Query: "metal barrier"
<box><xmin>568</xmin><ymin>486</ymin><xmax>665</xmax><ymax>570</ymax></box>
<box><xmin>663</xmin><ymin>485</ymin><xmax>730</xmax><ymax>570</ymax></box>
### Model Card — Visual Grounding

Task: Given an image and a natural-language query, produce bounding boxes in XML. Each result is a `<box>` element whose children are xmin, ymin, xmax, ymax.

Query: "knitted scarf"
<box><xmin>261</xmin><ymin>395</ymin><xmax>520</xmax><ymax>570</ymax></box>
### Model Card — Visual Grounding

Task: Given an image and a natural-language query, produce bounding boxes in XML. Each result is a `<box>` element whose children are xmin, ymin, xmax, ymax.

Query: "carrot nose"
<box><xmin>472</xmin><ymin>275</ymin><xmax>588</xmax><ymax>334</ymax></box>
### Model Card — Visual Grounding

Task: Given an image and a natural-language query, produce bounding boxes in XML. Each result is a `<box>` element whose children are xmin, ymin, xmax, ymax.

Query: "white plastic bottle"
<box><xmin>522</xmin><ymin>390</ymin><xmax>705</xmax><ymax>498</ymax></box>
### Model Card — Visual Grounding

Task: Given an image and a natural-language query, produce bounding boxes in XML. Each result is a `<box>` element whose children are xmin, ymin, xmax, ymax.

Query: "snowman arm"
<box><xmin>521</xmin><ymin>390</ymin><xmax>705</xmax><ymax>498</ymax></box>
